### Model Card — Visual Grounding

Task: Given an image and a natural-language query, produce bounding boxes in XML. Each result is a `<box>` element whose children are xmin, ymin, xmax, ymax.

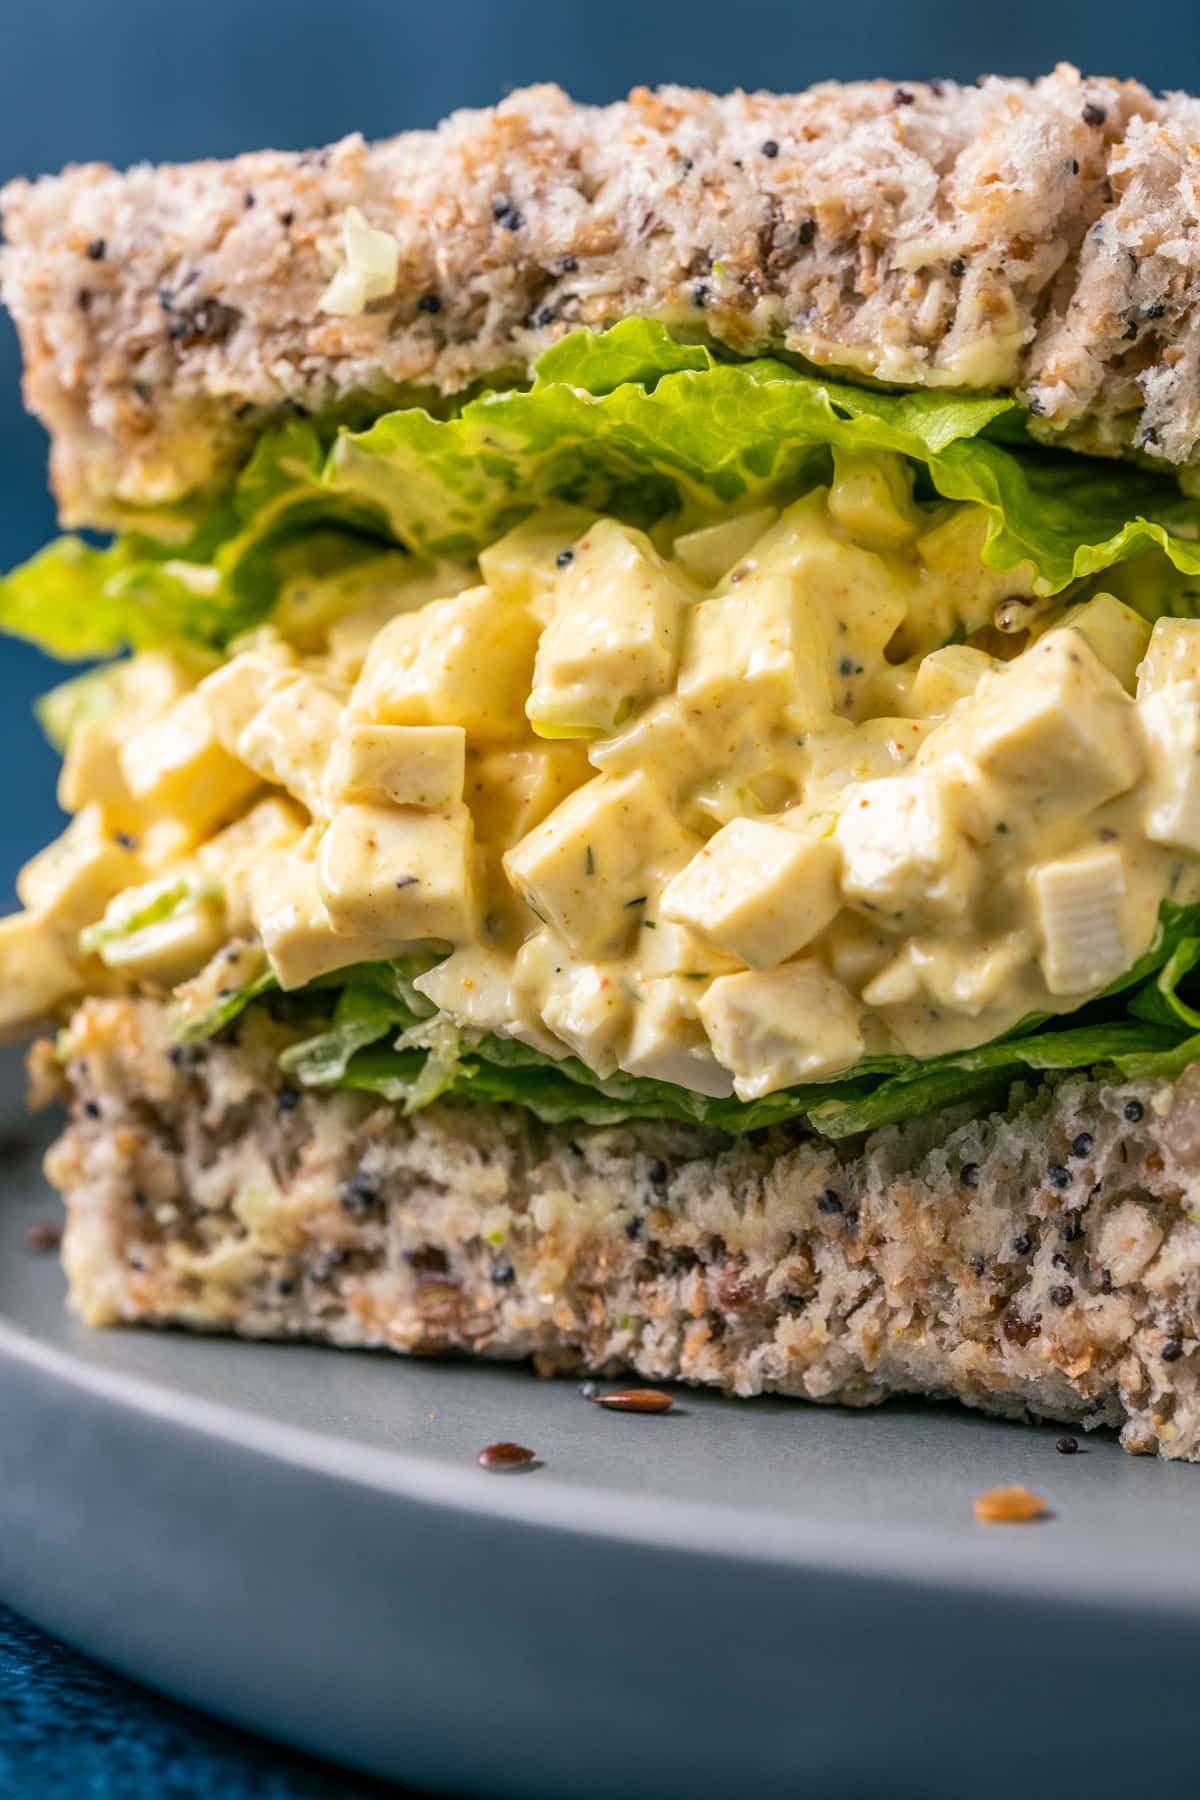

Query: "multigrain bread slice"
<box><xmin>5</xmin><ymin>66</ymin><xmax>1200</xmax><ymax>528</ymax></box>
<box><xmin>34</xmin><ymin>996</ymin><xmax>1200</xmax><ymax>1458</ymax></box>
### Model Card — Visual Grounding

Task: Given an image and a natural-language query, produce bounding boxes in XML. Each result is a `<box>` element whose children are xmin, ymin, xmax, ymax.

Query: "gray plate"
<box><xmin>1</xmin><ymin>1044</ymin><xmax>1199</xmax><ymax>1800</ymax></box>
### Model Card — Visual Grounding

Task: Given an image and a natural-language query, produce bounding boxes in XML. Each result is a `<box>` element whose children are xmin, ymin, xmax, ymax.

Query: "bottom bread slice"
<box><xmin>34</xmin><ymin>997</ymin><xmax>1200</xmax><ymax>1458</ymax></box>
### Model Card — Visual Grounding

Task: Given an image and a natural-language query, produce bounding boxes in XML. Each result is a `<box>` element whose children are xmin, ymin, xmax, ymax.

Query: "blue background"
<box><xmin>2</xmin><ymin>0</ymin><xmax>1200</xmax><ymax>891</ymax></box>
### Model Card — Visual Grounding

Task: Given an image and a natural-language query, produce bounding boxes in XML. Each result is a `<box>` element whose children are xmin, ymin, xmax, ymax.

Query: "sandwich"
<box><xmin>4</xmin><ymin>66</ymin><xmax>1200</xmax><ymax>1458</ymax></box>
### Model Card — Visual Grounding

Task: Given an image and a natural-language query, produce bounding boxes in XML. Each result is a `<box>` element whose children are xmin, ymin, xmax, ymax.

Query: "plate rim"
<box><xmin>5</xmin><ymin>1303</ymin><xmax>1200</xmax><ymax>1623</ymax></box>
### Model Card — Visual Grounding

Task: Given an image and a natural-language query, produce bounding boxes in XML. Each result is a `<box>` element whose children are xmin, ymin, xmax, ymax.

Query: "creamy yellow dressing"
<box><xmin>9</xmin><ymin>448</ymin><xmax>1200</xmax><ymax>1103</ymax></box>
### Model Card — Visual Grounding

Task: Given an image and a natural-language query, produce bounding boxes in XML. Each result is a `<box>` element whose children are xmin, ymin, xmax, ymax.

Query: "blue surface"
<box><xmin>4</xmin><ymin>0</ymin><xmax>1200</xmax><ymax>1788</ymax></box>
<box><xmin>0</xmin><ymin>1604</ymin><xmax>450</xmax><ymax>1797</ymax></box>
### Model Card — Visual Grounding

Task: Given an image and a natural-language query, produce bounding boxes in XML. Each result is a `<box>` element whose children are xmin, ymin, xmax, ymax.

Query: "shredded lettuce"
<box><xmin>8</xmin><ymin>320</ymin><xmax>1200</xmax><ymax>663</ymax></box>
<box><xmin>170</xmin><ymin>900</ymin><xmax>1200</xmax><ymax>1139</ymax></box>
<box><xmin>174</xmin><ymin>964</ymin><xmax>278</xmax><ymax>1044</ymax></box>
<box><xmin>319</xmin><ymin>995</ymin><xmax>1186</xmax><ymax>1141</ymax></box>
<box><xmin>277</xmin><ymin>982</ymin><xmax>422</xmax><ymax>1087</ymax></box>
<box><xmin>167</xmin><ymin>913</ymin><xmax>1200</xmax><ymax>1137</ymax></box>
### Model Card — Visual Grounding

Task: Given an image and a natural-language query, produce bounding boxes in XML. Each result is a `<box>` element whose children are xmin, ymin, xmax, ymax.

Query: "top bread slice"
<box><xmin>3</xmin><ymin>64</ymin><xmax>1200</xmax><ymax>530</ymax></box>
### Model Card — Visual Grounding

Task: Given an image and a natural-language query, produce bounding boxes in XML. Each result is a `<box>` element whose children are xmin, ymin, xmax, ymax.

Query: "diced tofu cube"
<box><xmin>800</xmin><ymin>717</ymin><xmax>931</xmax><ymax>798</ymax></box>
<box><xmin>198</xmin><ymin>648</ymin><xmax>297</xmax><ymax>754</ymax></box>
<box><xmin>1030</xmin><ymin>846</ymin><xmax>1131</xmax><ymax>995</ymax></box>
<box><xmin>511</xmin><ymin>932</ymin><xmax>630</xmax><ymax>1075</ymax></box>
<box><xmin>539</xmin><ymin>968</ymin><xmax>632</xmax><ymax>1074</ymax></box>
<box><xmin>1137</xmin><ymin>616</ymin><xmax>1200</xmax><ymax>698</ymax></box>
<box><xmin>1139</xmin><ymin>681</ymin><xmax>1200</xmax><ymax>852</ymax></box>
<box><xmin>324</xmin><ymin>724</ymin><xmax>466</xmax><ymax>813</ymax></box>
<box><xmin>465</xmin><ymin>742</ymin><xmax>594</xmax><ymax>943</ymax></box>
<box><xmin>835</xmin><ymin>775</ymin><xmax>976</xmax><ymax>928</ymax></box>
<box><xmin>932</xmin><ymin>634</ymin><xmax>1140</xmax><ymax>825</ymax></box>
<box><xmin>827</xmin><ymin>450</ymin><xmax>920</xmax><ymax>549</ymax></box>
<box><xmin>860</xmin><ymin>947</ymin><xmax>923</xmax><ymax>1007</ymax></box>
<box><xmin>864</xmin><ymin>931</ymin><xmax>1034</xmax><ymax>1018</ymax></box>
<box><xmin>471</xmin><ymin>741</ymin><xmax>597</xmax><ymax>950</ymax></box>
<box><xmin>465</xmin><ymin>742</ymin><xmax>592</xmax><ymax>848</ymax></box>
<box><xmin>503</xmin><ymin>773</ymin><xmax>698</xmax><ymax>959</ymax></box>
<box><xmin>321</xmin><ymin>560</ymin><xmax>476</xmax><ymax>678</ymax></box>
<box><xmin>236</xmin><ymin>674</ymin><xmax>346</xmax><ymax>817</ymax></box>
<box><xmin>478</xmin><ymin>506</ymin><xmax>598</xmax><ymax>613</ymax></box>
<box><xmin>587</xmin><ymin>699</ymin><xmax>703</xmax><ymax>790</ymax></box>
<box><xmin>821</xmin><ymin>914</ymin><xmax>895</xmax><ymax>990</ymax></box>
<box><xmin>57</xmin><ymin>718</ymin><xmax>141</xmax><ymax>823</ymax></box>
<box><xmin>858</xmin><ymin>653</ymin><xmax>921</xmax><ymax>718</ymax></box>
<box><xmin>198</xmin><ymin>797</ymin><xmax>308</xmax><ymax>933</ymax></box>
<box><xmin>317</xmin><ymin>804</ymin><xmax>478</xmax><ymax>947</ymax></box>
<box><xmin>698</xmin><ymin>961</ymin><xmax>864</xmax><ymax>1099</ymax></box>
<box><xmin>120</xmin><ymin>692</ymin><xmax>260</xmax><ymax>836</ymax></box>
<box><xmin>91</xmin><ymin>647</ymin><xmax>217</xmax><ymax>739</ymax></box>
<box><xmin>672</xmin><ymin>508</ymin><xmax>777</xmax><ymax>586</ymax></box>
<box><xmin>414</xmin><ymin>946</ymin><xmax>518</xmax><ymax>1039</ymax></box>
<box><xmin>910</xmin><ymin>645</ymin><xmax>996</xmax><ymax>718</ymax></box>
<box><xmin>620</xmin><ymin>977</ymin><xmax>734</xmax><ymax>1097</ymax></box>
<box><xmin>350</xmin><ymin>585</ymin><xmax>539</xmax><ymax>742</ymax></box>
<box><xmin>17</xmin><ymin>805</ymin><xmax>143</xmax><ymax>928</ymax></box>
<box><xmin>731</xmin><ymin>489</ymin><xmax>911</xmax><ymax>714</ymax></box>
<box><xmin>1050</xmin><ymin>593</ymin><xmax>1150</xmax><ymax>694</ymax></box>
<box><xmin>252</xmin><ymin>858</ymin><xmax>386</xmax><ymax>990</ymax></box>
<box><xmin>679</xmin><ymin>573</ymin><xmax>834</xmax><ymax>729</ymax></box>
<box><xmin>55</xmin><ymin>647</ymin><xmax>226</xmax><ymax>818</ymax></box>
<box><xmin>527</xmin><ymin>520</ymin><xmax>689</xmax><ymax>737</ymax></box>
<box><xmin>638</xmin><ymin>916</ymin><xmax>743</xmax><ymax>981</ymax></box>
<box><xmin>914</xmin><ymin>931</ymin><xmax>1035</xmax><ymax>1015</ymax></box>
<box><xmin>661</xmin><ymin>819</ymin><xmax>841</xmax><ymax>970</ymax></box>
<box><xmin>914</xmin><ymin>505</ymin><xmax>1037</xmax><ymax>649</ymax></box>
<box><xmin>36</xmin><ymin>650</ymin><xmax>200</xmax><ymax>754</ymax></box>
<box><xmin>139</xmin><ymin>819</ymin><xmax>200</xmax><ymax>871</ymax></box>
<box><xmin>198</xmin><ymin>796</ymin><xmax>308</xmax><ymax>865</ymax></box>
<box><xmin>0</xmin><ymin>913</ymin><xmax>83</xmax><ymax>1030</ymax></box>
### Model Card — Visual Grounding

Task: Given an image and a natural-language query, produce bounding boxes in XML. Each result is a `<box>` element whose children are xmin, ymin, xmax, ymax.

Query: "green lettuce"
<box><xmin>9</xmin><ymin>320</ymin><xmax>1200</xmax><ymax>663</ymax></box>
<box><xmin>278</xmin><ymin>978</ymin><xmax>427</xmax><ymax>1087</ymax></box>
<box><xmin>174</xmin><ymin>964</ymin><xmax>278</xmax><ymax>1044</ymax></box>
<box><xmin>0</xmin><ymin>509</ymin><xmax>270</xmax><ymax>661</ymax></box>
<box><xmin>78</xmin><ymin>875</ymin><xmax>220</xmax><ymax>956</ymax></box>
<box><xmin>171</xmin><ymin>901</ymin><xmax>1200</xmax><ymax>1140</ymax></box>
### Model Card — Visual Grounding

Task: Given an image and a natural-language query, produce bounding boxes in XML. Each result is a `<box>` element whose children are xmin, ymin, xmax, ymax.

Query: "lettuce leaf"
<box><xmin>8</xmin><ymin>320</ymin><xmax>1200</xmax><ymax>661</ymax></box>
<box><xmin>317</xmin><ymin>1013</ymin><xmax>1180</xmax><ymax>1140</ymax></box>
<box><xmin>174</xmin><ymin>964</ymin><xmax>278</xmax><ymax>1044</ymax></box>
<box><xmin>312</xmin><ymin>321</ymin><xmax>1200</xmax><ymax>594</ymax></box>
<box><xmin>277</xmin><ymin>981</ymin><xmax>419</xmax><ymax>1086</ymax></box>
<box><xmin>0</xmin><ymin>504</ymin><xmax>275</xmax><ymax>661</ymax></box>
<box><xmin>214</xmin><ymin>900</ymin><xmax>1199</xmax><ymax>1138</ymax></box>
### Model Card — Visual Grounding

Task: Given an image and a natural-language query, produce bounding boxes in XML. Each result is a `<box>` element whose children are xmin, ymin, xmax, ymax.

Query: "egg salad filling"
<box><xmin>8</xmin><ymin>319</ymin><xmax>1200</xmax><ymax>1137</ymax></box>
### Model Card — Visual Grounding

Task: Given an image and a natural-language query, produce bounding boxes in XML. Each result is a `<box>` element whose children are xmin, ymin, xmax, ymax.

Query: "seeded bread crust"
<box><xmin>4</xmin><ymin>67</ymin><xmax>1200</xmax><ymax>529</ymax></box>
<box><xmin>35</xmin><ymin>995</ymin><xmax>1200</xmax><ymax>1459</ymax></box>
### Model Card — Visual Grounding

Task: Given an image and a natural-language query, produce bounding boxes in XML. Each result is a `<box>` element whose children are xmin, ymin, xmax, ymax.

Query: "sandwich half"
<box><xmin>6</xmin><ymin>67</ymin><xmax>1200</xmax><ymax>1456</ymax></box>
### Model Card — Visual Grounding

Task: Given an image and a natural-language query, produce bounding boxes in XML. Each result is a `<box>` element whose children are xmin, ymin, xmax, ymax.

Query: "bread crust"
<box><xmin>38</xmin><ymin>995</ymin><xmax>1200</xmax><ymax>1459</ymax></box>
<box><xmin>5</xmin><ymin>66</ymin><xmax>1200</xmax><ymax>528</ymax></box>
